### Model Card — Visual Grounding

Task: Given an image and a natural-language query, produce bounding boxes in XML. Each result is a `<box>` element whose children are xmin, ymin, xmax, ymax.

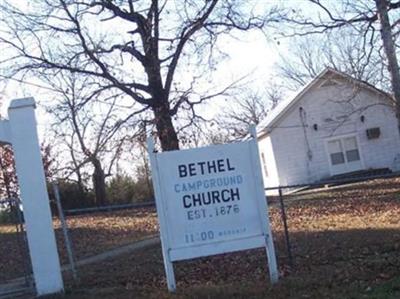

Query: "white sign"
<box><xmin>148</xmin><ymin>127</ymin><xmax>278</xmax><ymax>292</ymax></box>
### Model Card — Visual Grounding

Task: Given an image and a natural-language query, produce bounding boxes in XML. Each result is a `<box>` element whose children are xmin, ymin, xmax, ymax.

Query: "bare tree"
<box><xmin>0</xmin><ymin>145</ymin><xmax>18</xmax><ymax>199</ymax></box>
<box><xmin>215</xmin><ymin>87</ymin><xmax>282</xmax><ymax>140</ymax></box>
<box><xmin>276</xmin><ymin>32</ymin><xmax>388</xmax><ymax>92</ymax></box>
<box><xmin>0</xmin><ymin>0</ymin><xmax>284</xmax><ymax>151</ymax></box>
<box><xmin>46</xmin><ymin>72</ymin><xmax>140</xmax><ymax>205</ymax></box>
<box><xmin>281</xmin><ymin>0</ymin><xmax>400</xmax><ymax>126</ymax></box>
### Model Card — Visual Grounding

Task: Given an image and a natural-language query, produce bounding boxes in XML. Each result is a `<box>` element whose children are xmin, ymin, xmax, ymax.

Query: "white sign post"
<box><xmin>148</xmin><ymin>126</ymin><xmax>278</xmax><ymax>292</ymax></box>
<box><xmin>0</xmin><ymin>98</ymin><xmax>64</xmax><ymax>296</ymax></box>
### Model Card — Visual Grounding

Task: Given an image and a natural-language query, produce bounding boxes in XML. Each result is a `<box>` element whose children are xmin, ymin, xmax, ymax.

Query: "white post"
<box><xmin>8</xmin><ymin>98</ymin><xmax>64</xmax><ymax>295</ymax></box>
<box><xmin>147</xmin><ymin>136</ymin><xmax>176</xmax><ymax>292</ymax></box>
<box><xmin>249</xmin><ymin>125</ymin><xmax>279</xmax><ymax>284</ymax></box>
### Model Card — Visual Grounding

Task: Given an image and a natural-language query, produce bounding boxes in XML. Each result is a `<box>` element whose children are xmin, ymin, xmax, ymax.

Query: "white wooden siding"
<box><xmin>258</xmin><ymin>135</ymin><xmax>280</xmax><ymax>189</ymax></box>
<box><xmin>260</xmin><ymin>77</ymin><xmax>400</xmax><ymax>186</ymax></box>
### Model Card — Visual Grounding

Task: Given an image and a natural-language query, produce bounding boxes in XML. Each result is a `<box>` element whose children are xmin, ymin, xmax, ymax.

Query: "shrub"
<box><xmin>106</xmin><ymin>174</ymin><xmax>136</xmax><ymax>204</ymax></box>
<box><xmin>106</xmin><ymin>174</ymin><xmax>154</xmax><ymax>204</ymax></box>
<box><xmin>48</xmin><ymin>180</ymin><xmax>95</xmax><ymax>211</ymax></box>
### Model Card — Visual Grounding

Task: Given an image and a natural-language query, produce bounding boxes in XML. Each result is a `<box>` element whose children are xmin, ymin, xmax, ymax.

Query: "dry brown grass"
<box><xmin>58</xmin><ymin>177</ymin><xmax>400</xmax><ymax>299</ymax></box>
<box><xmin>2</xmin><ymin>177</ymin><xmax>400</xmax><ymax>298</ymax></box>
<box><xmin>0</xmin><ymin>207</ymin><xmax>158</xmax><ymax>282</ymax></box>
<box><xmin>53</xmin><ymin>207</ymin><xmax>159</xmax><ymax>262</ymax></box>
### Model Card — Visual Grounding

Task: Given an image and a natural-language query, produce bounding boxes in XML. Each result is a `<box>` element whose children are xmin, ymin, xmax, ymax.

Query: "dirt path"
<box><xmin>67</xmin><ymin>235</ymin><xmax>160</xmax><ymax>269</ymax></box>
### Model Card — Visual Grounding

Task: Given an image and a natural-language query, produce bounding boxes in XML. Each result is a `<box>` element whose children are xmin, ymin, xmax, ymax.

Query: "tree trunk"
<box><xmin>91</xmin><ymin>158</ymin><xmax>106</xmax><ymax>206</ymax></box>
<box><xmin>153</xmin><ymin>101</ymin><xmax>180</xmax><ymax>151</ymax></box>
<box><xmin>375</xmin><ymin>0</ymin><xmax>400</xmax><ymax>128</ymax></box>
<box><xmin>74</xmin><ymin>168</ymin><xmax>86</xmax><ymax>198</ymax></box>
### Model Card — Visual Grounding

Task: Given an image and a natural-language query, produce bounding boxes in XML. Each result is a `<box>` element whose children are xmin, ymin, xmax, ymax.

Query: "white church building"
<box><xmin>257</xmin><ymin>68</ymin><xmax>400</xmax><ymax>188</ymax></box>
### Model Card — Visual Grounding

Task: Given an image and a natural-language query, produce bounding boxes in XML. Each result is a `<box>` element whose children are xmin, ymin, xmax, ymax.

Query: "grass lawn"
<box><xmin>55</xmin><ymin>243</ymin><xmax>400</xmax><ymax>299</ymax></box>
<box><xmin>0</xmin><ymin>207</ymin><xmax>158</xmax><ymax>282</ymax></box>
<box><xmin>2</xmin><ymin>177</ymin><xmax>400</xmax><ymax>298</ymax></box>
<box><xmin>56</xmin><ymin>177</ymin><xmax>400</xmax><ymax>298</ymax></box>
<box><xmin>360</xmin><ymin>276</ymin><xmax>400</xmax><ymax>299</ymax></box>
